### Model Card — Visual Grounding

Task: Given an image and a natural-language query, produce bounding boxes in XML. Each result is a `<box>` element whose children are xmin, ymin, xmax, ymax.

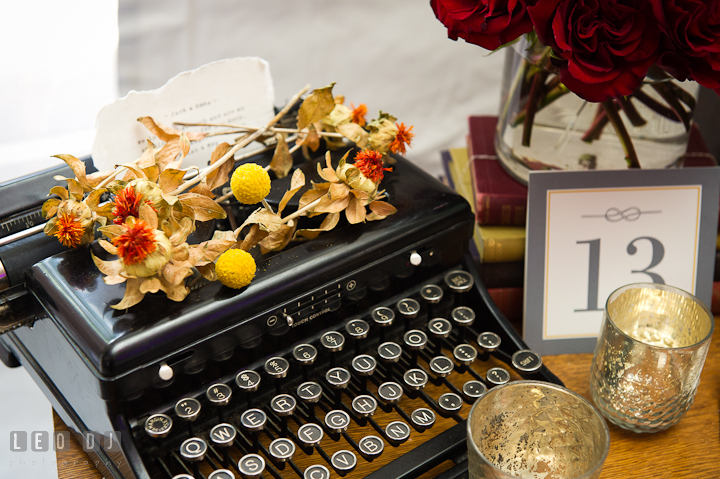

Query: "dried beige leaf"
<box><xmin>297</xmin><ymin>83</ymin><xmax>336</xmax><ymax>130</ymax></box>
<box><xmin>237</xmin><ymin>224</ymin><xmax>269</xmax><ymax>251</ymax></box>
<box><xmin>103</xmin><ymin>274</ymin><xmax>129</xmax><ymax>285</ymax></box>
<box><xmin>178</xmin><ymin>193</ymin><xmax>227</xmax><ymax>222</ymax></box>
<box><xmin>49</xmin><ymin>186</ymin><xmax>69</xmax><ymax>201</ymax></box>
<box><xmin>99</xmin><ymin>224</ymin><xmax>125</xmax><ymax>240</ymax></box>
<box><xmin>369</xmin><ymin>200</ymin><xmax>397</xmax><ymax>217</ymax></box>
<box><xmin>269</xmin><ymin>133</ymin><xmax>293</xmax><ymax>179</ymax></box>
<box><xmin>139</xmin><ymin>277</ymin><xmax>163</xmax><ymax>294</ymax></box>
<box><xmin>259</xmin><ymin>223</ymin><xmax>296</xmax><ymax>254</ymax></box>
<box><xmin>298</xmin><ymin>188</ymin><xmax>327</xmax><ymax>211</ymax></box>
<box><xmin>171</xmin><ymin>243</ymin><xmax>189</xmax><ymax>262</ymax></box>
<box><xmin>98</xmin><ymin>239</ymin><xmax>117</xmax><ymax>255</ymax></box>
<box><xmin>138</xmin><ymin>117</ymin><xmax>207</xmax><ymax>142</ymax></box>
<box><xmin>91</xmin><ymin>253</ymin><xmax>123</xmax><ymax>276</ymax></box>
<box><xmin>42</xmin><ymin>198</ymin><xmax>61</xmax><ymax>219</ymax></box>
<box><xmin>295</xmin><ymin>212</ymin><xmax>340</xmax><ymax>239</ymax></box>
<box><xmin>337</xmin><ymin>122</ymin><xmax>369</xmax><ymax>147</ymax></box>
<box><xmin>196</xmin><ymin>263</ymin><xmax>216</xmax><ymax>281</ymax></box>
<box><xmin>168</xmin><ymin>216</ymin><xmax>195</xmax><ymax>246</ymax></box>
<box><xmin>52</xmin><ymin>154</ymin><xmax>91</xmax><ymax>190</ymax></box>
<box><xmin>179</xmin><ymin>133</ymin><xmax>191</xmax><ymax>159</ymax></box>
<box><xmin>205</xmin><ymin>142</ymin><xmax>234</xmax><ymax>191</ymax></box>
<box><xmin>315</xmin><ymin>194</ymin><xmax>350</xmax><ymax>214</ymax></box>
<box><xmin>190</xmin><ymin>180</ymin><xmax>215</xmax><ymax>198</ymax></box>
<box><xmin>86</xmin><ymin>170</ymin><xmax>114</xmax><ymax>188</ymax></box>
<box><xmin>162</xmin><ymin>262</ymin><xmax>194</xmax><ymax>286</ymax></box>
<box><xmin>155</xmin><ymin>137</ymin><xmax>182</xmax><ymax>171</ymax></box>
<box><xmin>84</xmin><ymin>189</ymin><xmax>106</xmax><ymax>208</ymax></box>
<box><xmin>278</xmin><ymin>169</ymin><xmax>305</xmax><ymax>216</ymax></box>
<box><xmin>159</xmin><ymin>168</ymin><xmax>186</xmax><ymax>193</ymax></box>
<box><xmin>137</xmin><ymin>140</ymin><xmax>157</xmax><ymax>168</ymax></box>
<box><xmin>139</xmin><ymin>203</ymin><xmax>158</xmax><ymax>229</ymax></box>
<box><xmin>329</xmin><ymin>182</ymin><xmax>350</xmax><ymax>201</ymax></box>
<box><xmin>111</xmin><ymin>278</ymin><xmax>145</xmax><ymax>310</ymax></box>
<box><xmin>300</xmin><ymin>127</ymin><xmax>321</xmax><ymax>152</ymax></box>
<box><xmin>118</xmin><ymin>163</ymin><xmax>148</xmax><ymax>181</ymax></box>
<box><xmin>142</xmin><ymin>165</ymin><xmax>160</xmax><ymax>183</ymax></box>
<box><xmin>345</xmin><ymin>195</ymin><xmax>366</xmax><ymax>224</ymax></box>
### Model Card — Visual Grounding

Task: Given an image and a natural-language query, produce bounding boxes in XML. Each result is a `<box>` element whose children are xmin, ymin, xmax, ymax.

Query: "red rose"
<box><xmin>528</xmin><ymin>0</ymin><xmax>661</xmax><ymax>102</ymax></box>
<box><xmin>431</xmin><ymin>0</ymin><xmax>535</xmax><ymax>51</ymax></box>
<box><xmin>652</xmin><ymin>0</ymin><xmax>720</xmax><ymax>93</ymax></box>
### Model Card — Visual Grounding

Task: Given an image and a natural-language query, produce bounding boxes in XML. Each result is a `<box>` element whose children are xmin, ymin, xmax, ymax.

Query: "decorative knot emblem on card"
<box><xmin>582</xmin><ymin>207</ymin><xmax>662</xmax><ymax>222</ymax></box>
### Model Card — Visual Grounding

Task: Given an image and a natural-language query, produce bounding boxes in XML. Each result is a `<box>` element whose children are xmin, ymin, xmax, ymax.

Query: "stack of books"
<box><xmin>441</xmin><ymin>115</ymin><xmax>720</xmax><ymax>322</ymax></box>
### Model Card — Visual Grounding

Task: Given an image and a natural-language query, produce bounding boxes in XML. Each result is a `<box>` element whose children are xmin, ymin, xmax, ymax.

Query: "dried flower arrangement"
<box><xmin>42</xmin><ymin>84</ymin><xmax>413</xmax><ymax>309</ymax></box>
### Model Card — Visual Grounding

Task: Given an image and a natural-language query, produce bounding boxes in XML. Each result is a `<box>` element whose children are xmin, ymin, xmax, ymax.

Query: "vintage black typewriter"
<box><xmin>0</xmin><ymin>148</ymin><xmax>562</xmax><ymax>479</ymax></box>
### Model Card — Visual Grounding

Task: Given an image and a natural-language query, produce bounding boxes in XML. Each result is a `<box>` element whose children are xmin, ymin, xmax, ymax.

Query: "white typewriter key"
<box><xmin>438</xmin><ymin>393</ymin><xmax>464</xmax><ymax>414</ymax></box>
<box><xmin>209</xmin><ymin>423</ymin><xmax>237</xmax><ymax>447</ymax></box>
<box><xmin>293</xmin><ymin>344</ymin><xmax>317</xmax><ymax>365</ymax></box>
<box><xmin>206</xmin><ymin>383</ymin><xmax>232</xmax><ymax>406</ymax></box>
<box><xmin>377</xmin><ymin>342</ymin><xmax>403</xmax><ymax>363</ymax></box>
<box><xmin>238</xmin><ymin>453</ymin><xmax>265</xmax><ymax>479</ymax></box>
<box><xmin>324</xmin><ymin>409</ymin><xmax>351</xmax><ymax>434</ymax></box>
<box><xmin>240</xmin><ymin>409</ymin><xmax>267</xmax><ymax>432</ymax></box>
<box><xmin>487</xmin><ymin>367</ymin><xmax>511</xmax><ymax>386</ymax></box>
<box><xmin>453</xmin><ymin>344</ymin><xmax>478</xmax><ymax>366</ymax></box>
<box><xmin>444</xmin><ymin>270</ymin><xmax>474</xmax><ymax>293</ymax></box>
<box><xmin>396</xmin><ymin>298</ymin><xmax>420</xmax><ymax>319</ymax></box>
<box><xmin>451</xmin><ymin>306</ymin><xmax>476</xmax><ymax>327</ymax></box>
<box><xmin>462</xmin><ymin>380</ymin><xmax>487</xmax><ymax>401</ymax></box>
<box><xmin>179</xmin><ymin>437</ymin><xmax>207</xmax><ymax>462</ymax></box>
<box><xmin>429</xmin><ymin>356</ymin><xmax>455</xmax><ymax>377</ymax></box>
<box><xmin>352</xmin><ymin>394</ymin><xmax>378</xmax><ymax>417</ymax></box>
<box><xmin>297</xmin><ymin>423</ymin><xmax>324</xmax><ymax>446</ymax></box>
<box><xmin>326</xmin><ymin>367</ymin><xmax>351</xmax><ymax>389</ymax></box>
<box><xmin>420</xmin><ymin>284</ymin><xmax>443</xmax><ymax>304</ymax></box>
<box><xmin>208</xmin><ymin>470</ymin><xmax>235</xmax><ymax>479</ymax></box>
<box><xmin>175</xmin><ymin>398</ymin><xmax>201</xmax><ymax>422</ymax></box>
<box><xmin>411</xmin><ymin>408</ymin><xmax>436</xmax><ymax>430</ymax></box>
<box><xmin>235</xmin><ymin>370</ymin><xmax>261</xmax><ymax>392</ymax></box>
<box><xmin>378</xmin><ymin>382</ymin><xmax>404</xmax><ymax>404</ymax></box>
<box><xmin>403</xmin><ymin>329</ymin><xmax>428</xmax><ymax>351</ymax></box>
<box><xmin>331</xmin><ymin>450</ymin><xmax>358</xmax><ymax>474</ymax></box>
<box><xmin>297</xmin><ymin>381</ymin><xmax>323</xmax><ymax>403</ymax></box>
<box><xmin>511</xmin><ymin>349</ymin><xmax>543</xmax><ymax>373</ymax></box>
<box><xmin>320</xmin><ymin>331</ymin><xmax>345</xmax><ymax>352</ymax></box>
<box><xmin>403</xmin><ymin>368</ymin><xmax>429</xmax><ymax>390</ymax></box>
<box><xmin>477</xmin><ymin>332</ymin><xmax>501</xmax><ymax>352</ymax></box>
<box><xmin>371</xmin><ymin>306</ymin><xmax>395</xmax><ymax>327</ymax></box>
<box><xmin>345</xmin><ymin>319</ymin><xmax>370</xmax><ymax>339</ymax></box>
<box><xmin>351</xmin><ymin>354</ymin><xmax>377</xmax><ymax>376</ymax></box>
<box><xmin>269</xmin><ymin>437</ymin><xmax>295</xmax><ymax>462</ymax></box>
<box><xmin>304</xmin><ymin>464</ymin><xmax>331</xmax><ymax>479</ymax></box>
<box><xmin>264</xmin><ymin>356</ymin><xmax>290</xmax><ymax>379</ymax></box>
<box><xmin>270</xmin><ymin>394</ymin><xmax>297</xmax><ymax>416</ymax></box>
<box><xmin>385</xmin><ymin>420</ymin><xmax>411</xmax><ymax>446</ymax></box>
<box><xmin>428</xmin><ymin>318</ymin><xmax>452</xmax><ymax>338</ymax></box>
<box><xmin>172</xmin><ymin>475</ymin><xmax>195</xmax><ymax>479</ymax></box>
<box><xmin>358</xmin><ymin>435</ymin><xmax>385</xmax><ymax>460</ymax></box>
<box><xmin>144</xmin><ymin>414</ymin><xmax>172</xmax><ymax>439</ymax></box>
<box><xmin>158</xmin><ymin>362</ymin><xmax>174</xmax><ymax>381</ymax></box>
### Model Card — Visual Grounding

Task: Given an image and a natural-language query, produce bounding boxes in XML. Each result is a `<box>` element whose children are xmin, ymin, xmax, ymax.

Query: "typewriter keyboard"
<box><xmin>131</xmin><ymin>266</ymin><xmax>553</xmax><ymax>479</ymax></box>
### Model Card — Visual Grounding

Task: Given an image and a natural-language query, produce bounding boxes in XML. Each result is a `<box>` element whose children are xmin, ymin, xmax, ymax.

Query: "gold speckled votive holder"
<box><xmin>589</xmin><ymin>283</ymin><xmax>714</xmax><ymax>433</ymax></box>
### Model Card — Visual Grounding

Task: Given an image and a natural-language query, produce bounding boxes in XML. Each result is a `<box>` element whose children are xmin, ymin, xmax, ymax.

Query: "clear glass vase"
<box><xmin>496</xmin><ymin>40</ymin><xmax>700</xmax><ymax>184</ymax></box>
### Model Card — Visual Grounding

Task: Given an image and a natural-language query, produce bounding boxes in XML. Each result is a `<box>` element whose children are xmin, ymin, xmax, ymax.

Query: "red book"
<box><xmin>467</xmin><ymin>116</ymin><xmax>528</xmax><ymax>226</ymax></box>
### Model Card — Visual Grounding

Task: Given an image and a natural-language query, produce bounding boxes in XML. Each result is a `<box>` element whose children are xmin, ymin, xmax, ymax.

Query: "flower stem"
<box><xmin>522</xmin><ymin>68</ymin><xmax>548</xmax><ymax>147</ymax></box>
<box><xmin>282</xmin><ymin>197</ymin><xmax>322</xmax><ymax>224</ymax></box>
<box><xmin>651</xmin><ymin>83</ymin><xmax>691</xmax><ymax>131</ymax></box>
<box><xmin>175</xmin><ymin>122</ymin><xmax>344</xmax><ymax>138</ymax></box>
<box><xmin>582</xmin><ymin>105</ymin><xmax>609</xmax><ymax>143</ymax></box>
<box><xmin>602</xmin><ymin>100</ymin><xmax>640</xmax><ymax>168</ymax></box>
<box><xmin>632</xmin><ymin>89</ymin><xmax>679</xmax><ymax>121</ymax></box>
<box><xmin>617</xmin><ymin>97</ymin><xmax>646</xmax><ymax>127</ymax></box>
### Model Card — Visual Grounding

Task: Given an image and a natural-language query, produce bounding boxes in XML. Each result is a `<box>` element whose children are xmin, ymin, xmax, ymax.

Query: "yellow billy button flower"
<box><xmin>231</xmin><ymin>163</ymin><xmax>271</xmax><ymax>205</ymax></box>
<box><xmin>112</xmin><ymin>219</ymin><xmax>172</xmax><ymax>277</ymax></box>
<box><xmin>215</xmin><ymin>249</ymin><xmax>256</xmax><ymax>289</ymax></box>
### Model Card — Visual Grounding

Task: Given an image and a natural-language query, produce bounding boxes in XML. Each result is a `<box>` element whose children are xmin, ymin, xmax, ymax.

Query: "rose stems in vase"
<box><xmin>651</xmin><ymin>82</ymin><xmax>691</xmax><ymax>131</ymax></box>
<box><xmin>601</xmin><ymin>100</ymin><xmax>641</xmax><ymax>168</ymax></box>
<box><xmin>617</xmin><ymin>97</ymin><xmax>647</xmax><ymax>127</ymax></box>
<box><xmin>582</xmin><ymin>106</ymin><xmax>609</xmax><ymax>143</ymax></box>
<box><xmin>632</xmin><ymin>89</ymin><xmax>679</xmax><ymax>121</ymax></box>
<box><xmin>511</xmin><ymin>81</ymin><xmax>569</xmax><ymax>127</ymax></box>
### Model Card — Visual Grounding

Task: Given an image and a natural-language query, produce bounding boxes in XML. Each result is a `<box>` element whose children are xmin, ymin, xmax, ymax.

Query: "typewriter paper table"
<box><xmin>54</xmin><ymin>322</ymin><xmax>720</xmax><ymax>479</ymax></box>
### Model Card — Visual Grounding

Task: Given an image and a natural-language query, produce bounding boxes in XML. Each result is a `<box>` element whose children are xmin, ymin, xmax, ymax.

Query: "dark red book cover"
<box><xmin>467</xmin><ymin>115</ymin><xmax>528</xmax><ymax>226</ymax></box>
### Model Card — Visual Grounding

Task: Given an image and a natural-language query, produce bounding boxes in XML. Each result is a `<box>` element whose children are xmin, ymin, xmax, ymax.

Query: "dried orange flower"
<box><xmin>112</xmin><ymin>220</ymin><xmax>157</xmax><ymax>265</ymax></box>
<box><xmin>351</xmin><ymin>103</ymin><xmax>368</xmax><ymax>127</ymax></box>
<box><xmin>54</xmin><ymin>213</ymin><xmax>86</xmax><ymax>248</ymax></box>
<box><xmin>389</xmin><ymin>122</ymin><xmax>414</xmax><ymax>155</ymax></box>
<box><xmin>355</xmin><ymin>149</ymin><xmax>392</xmax><ymax>183</ymax></box>
<box><xmin>112</xmin><ymin>185</ymin><xmax>153</xmax><ymax>224</ymax></box>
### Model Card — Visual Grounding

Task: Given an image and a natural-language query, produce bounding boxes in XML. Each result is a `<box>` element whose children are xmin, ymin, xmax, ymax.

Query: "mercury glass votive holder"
<box><xmin>589</xmin><ymin>283</ymin><xmax>714</xmax><ymax>433</ymax></box>
<box><xmin>467</xmin><ymin>381</ymin><xmax>610</xmax><ymax>479</ymax></box>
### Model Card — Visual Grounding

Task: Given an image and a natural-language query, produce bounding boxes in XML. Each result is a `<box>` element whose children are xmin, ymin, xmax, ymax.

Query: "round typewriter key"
<box><xmin>297</xmin><ymin>423</ymin><xmax>324</xmax><ymax>446</ymax></box>
<box><xmin>264</xmin><ymin>356</ymin><xmax>290</xmax><ymax>379</ymax></box>
<box><xmin>238</xmin><ymin>453</ymin><xmax>265</xmax><ymax>479</ymax></box>
<box><xmin>451</xmin><ymin>306</ymin><xmax>476</xmax><ymax>327</ymax></box>
<box><xmin>462</xmin><ymin>380</ymin><xmax>487</xmax><ymax>401</ymax></box>
<box><xmin>270</xmin><ymin>394</ymin><xmax>297</xmax><ymax>416</ymax></box>
<box><xmin>403</xmin><ymin>329</ymin><xmax>428</xmax><ymax>351</ymax></box>
<box><xmin>304</xmin><ymin>464</ymin><xmax>330</xmax><ymax>479</ymax></box>
<box><xmin>377</xmin><ymin>342</ymin><xmax>402</xmax><ymax>363</ymax></box>
<box><xmin>173</xmin><ymin>475</ymin><xmax>195</xmax><ymax>479</ymax></box>
<box><xmin>326</xmin><ymin>367</ymin><xmax>351</xmax><ymax>389</ymax></box>
<box><xmin>345</xmin><ymin>318</ymin><xmax>370</xmax><ymax>339</ymax></box>
<box><xmin>385</xmin><ymin>421</ymin><xmax>411</xmax><ymax>446</ymax></box>
<box><xmin>477</xmin><ymin>332</ymin><xmax>501</xmax><ymax>352</ymax></box>
<box><xmin>429</xmin><ymin>356</ymin><xmax>455</xmax><ymax>377</ymax></box>
<box><xmin>453</xmin><ymin>344</ymin><xmax>478</xmax><ymax>366</ymax></box>
<box><xmin>444</xmin><ymin>270</ymin><xmax>474</xmax><ymax>293</ymax></box>
<box><xmin>371</xmin><ymin>306</ymin><xmax>395</xmax><ymax>327</ymax></box>
<box><xmin>209</xmin><ymin>423</ymin><xmax>237</xmax><ymax>447</ymax></box>
<box><xmin>511</xmin><ymin>349</ymin><xmax>543</xmax><ymax>373</ymax></box>
<box><xmin>324</xmin><ymin>409</ymin><xmax>351</xmax><ymax>434</ymax></box>
<box><xmin>293</xmin><ymin>344</ymin><xmax>318</xmax><ymax>365</ymax></box>
<box><xmin>331</xmin><ymin>450</ymin><xmax>357</xmax><ymax>474</ymax></box>
<box><xmin>269</xmin><ymin>437</ymin><xmax>295</xmax><ymax>462</ymax></box>
<box><xmin>320</xmin><ymin>331</ymin><xmax>345</xmax><ymax>352</ymax></box>
<box><xmin>403</xmin><ymin>368</ymin><xmax>429</xmax><ymax>390</ymax></box>
<box><xmin>352</xmin><ymin>395</ymin><xmax>378</xmax><ymax>417</ymax></box>
<box><xmin>235</xmin><ymin>370</ymin><xmax>261</xmax><ymax>392</ymax></box>
<box><xmin>487</xmin><ymin>367</ymin><xmax>511</xmax><ymax>386</ymax></box>
<box><xmin>410</xmin><ymin>408</ymin><xmax>436</xmax><ymax>430</ymax></box>
<box><xmin>240</xmin><ymin>409</ymin><xmax>267</xmax><ymax>432</ymax></box>
<box><xmin>358</xmin><ymin>435</ymin><xmax>384</xmax><ymax>460</ymax></box>
<box><xmin>144</xmin><ymin>413</ymin><xmax>172</xmax><ymax>439</ymax></box>
<box><xmin>420</xmin><ymin>284</ymin><xmax>443</xmax><ymax>304</ymax></box>
<box><xmin>351</xmin><ymin>354</ymin><xmax>377</xmax><ymax>376</ymax></box>
<box><xmin>206</xmin><ymin>383</ymin><xmax>232</xmax><ymax>406</ymax></box>
<box><xmin>179</xmin><ymin>437</ymin><xmax>207</xmax><ymax>462</ymax></box>
<box><xmin>377</xmin><ymin>381</ymin><xmax>404</xmax><ymax>404</ymax></box>
<box><xmin>175</xmin><ymin>398</ymin><xmax>201</xmax><ymax>422</ymax></box>
<box><xmin>428</xmin><ymin>318</ymin><xmax>452</xmax><ymax>338</ymax></box>
<box><xmin>396</xmin><ymin>298</ymin><xmax>420</xmax><ymax>319</ymax></box>
<box><xmin>297</xmin><ymin>381</ymin><xmax>323</xmax><ymax>403</ymax></box>
<box><xmin>208</xmin><ymin>470</ymin><xmax>235</xmax><ymax>479</ymax></box>
<box><xmin>438</xmin><ymin>393</ymin><xmax>464</xmax><ymax>413</ymax></box>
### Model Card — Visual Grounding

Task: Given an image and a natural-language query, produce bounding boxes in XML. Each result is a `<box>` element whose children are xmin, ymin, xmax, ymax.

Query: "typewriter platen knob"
<box><xmin>158</xmin><ymin>362</ymin><xmax>173</xmax><ymax>381</ymax></box>
<box><xmin>144</xmin><ymin>414</ymin><xmax>172</xmax><ymax>439</ymax></box>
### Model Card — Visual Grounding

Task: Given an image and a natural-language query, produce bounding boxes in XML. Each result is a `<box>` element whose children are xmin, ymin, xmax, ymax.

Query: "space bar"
<box><xmin>364</xmin><ymin>420</ymin><xmax>468</xmax><ymax>479</ymax></box>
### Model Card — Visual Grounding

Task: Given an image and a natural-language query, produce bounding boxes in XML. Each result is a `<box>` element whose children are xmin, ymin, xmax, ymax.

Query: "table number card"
<box><xmin>524</xmin><ymin>168</ymin><xmax>720</xmax><ymax>355</ymax></box>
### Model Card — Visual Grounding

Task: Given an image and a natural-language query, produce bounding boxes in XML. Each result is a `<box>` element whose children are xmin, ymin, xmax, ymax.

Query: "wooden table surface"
<box><xmin>55</xmin><ymin>325</ymin><xmax>720</xmax><ymax>479</ymax></box>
